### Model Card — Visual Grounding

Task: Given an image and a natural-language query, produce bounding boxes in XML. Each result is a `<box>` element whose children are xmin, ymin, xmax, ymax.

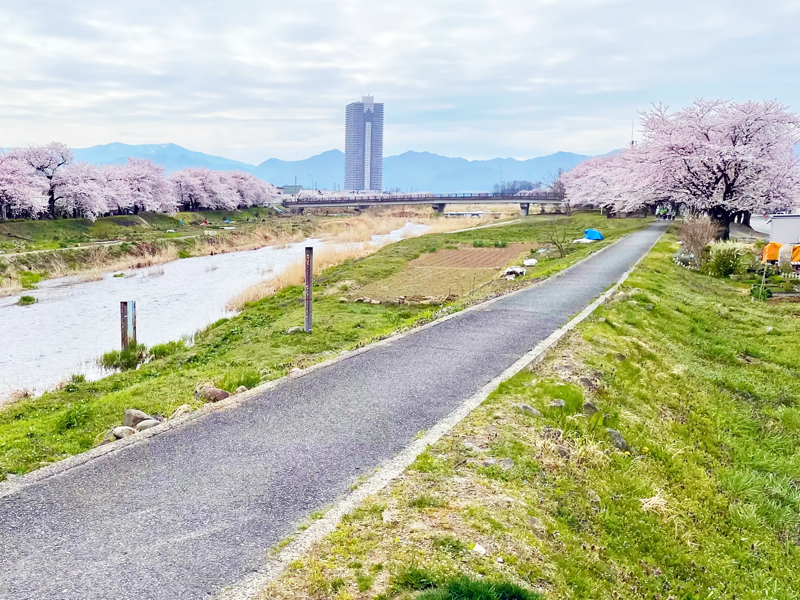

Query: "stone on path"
<box><xmin>235</xmin><ymin>385</ymin><xmax>249</xmax><ymax>394</ymax></box>
<box><xmin>112</xmin><ymin>426</ymin><xmax>136</xmax><ymax>439</ymax></box>
<box><xmin>123</xmin><ymin>409</ymin><xmax>152</xmax><ymax>429</ymax></box>
<box><xmin>196</xmin><ymin>387</ymin><xmax>231</xmax><ymax>402</ymax></box>
<box><xmin>136</xmin><ymin>419</ymin><xmax>161</xmax><ymax>432</ymax></box>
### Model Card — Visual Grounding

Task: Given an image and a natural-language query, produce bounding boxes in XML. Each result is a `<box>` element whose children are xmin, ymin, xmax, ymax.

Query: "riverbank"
<box><xmin>0</xmin><ymin>208</ymin><xmax>496</xmax><ymax>296</ymax></box>
<box><xmin>258</xmin><ymin>232</ymin><xmax>800</xmax><ymax>600</ymax></box>
<box><xmin>0</xmin><ymin>214</ymin><xmax>648</xmax><ymax>479</ymax></box>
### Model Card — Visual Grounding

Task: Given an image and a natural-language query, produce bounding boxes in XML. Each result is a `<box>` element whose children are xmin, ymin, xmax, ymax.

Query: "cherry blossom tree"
<box><xmin>53</xmin><ymin>162</ymin><xmax>107</xmax><ymax>219</ymax></box>
<box><xmin>220</xmin><ymin>171</ymin><xmax>280</xmax><ymax>208</ymax></box>
<box><xmin>0</xmin><ymin>154</ymin><xmax>47</xmax><ymax>219</ymax></box>
<box><xmin>120</xmin><ymin>158</ymin><xmax>175</xmax><ymax>214</ymax></box>
<box><xmin>565</xmin><ymin>100</ymin><xmax>800</xmax><ymax>233</ymax></box>
<box><xmin>16</xmin><ymin>142</ymin><xmax>74</xmax><ymax>218</ymax></box>
<box><xmin>170</xmin><ymin>168</ymin><xmax>239</xmax><ymax>211</ymax></box>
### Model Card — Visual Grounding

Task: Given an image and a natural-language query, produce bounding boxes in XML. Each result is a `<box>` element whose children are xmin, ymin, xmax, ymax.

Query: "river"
<box><xmin>0</xmin><ymin>223</ymin><xmax>428</xmax><ymax>402</ymax></box>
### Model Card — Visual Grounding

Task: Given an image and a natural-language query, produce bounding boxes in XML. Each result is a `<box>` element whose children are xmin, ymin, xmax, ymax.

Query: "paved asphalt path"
<box><xmin>0</xmin><ymin>223</ymin><xmax>665</xmax><ymax>600</ymax></box>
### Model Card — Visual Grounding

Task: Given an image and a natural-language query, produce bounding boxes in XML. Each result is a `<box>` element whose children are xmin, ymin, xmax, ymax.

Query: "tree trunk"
<box><xmin>742</xmin><ymin>211</ymin><xmax>751</xmax><ymax>228</ymax></box>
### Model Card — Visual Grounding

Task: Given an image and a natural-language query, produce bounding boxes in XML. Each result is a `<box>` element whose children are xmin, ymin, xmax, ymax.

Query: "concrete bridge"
<box><xmin>281</xmin><ymin>191</ymin><xmax>567</xmax><ymax>216</ymax></box>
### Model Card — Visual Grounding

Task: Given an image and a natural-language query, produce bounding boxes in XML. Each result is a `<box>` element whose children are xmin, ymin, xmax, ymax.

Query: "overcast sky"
<box><xmin>0</xmin><ymin>0</ymin><xmax>797</xmax><ymax>163</ymax></box>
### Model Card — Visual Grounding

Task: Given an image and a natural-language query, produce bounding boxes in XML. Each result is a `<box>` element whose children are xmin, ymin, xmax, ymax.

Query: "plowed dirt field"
<box><xmin>353</xmin><ymin>243</ymin><xmax>534</xmax><ymax>301</ymax></box>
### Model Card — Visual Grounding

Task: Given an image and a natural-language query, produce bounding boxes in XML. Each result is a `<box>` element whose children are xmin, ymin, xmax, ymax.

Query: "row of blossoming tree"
<box><xmin>0</xmin><ymin>142</ymin><xmax>279</xmax><ymax>220</ymax></box>
<box><xmin>562</xmin><ymin>99</ymin><xmax>800</xmax><ymax>234</ymax></box>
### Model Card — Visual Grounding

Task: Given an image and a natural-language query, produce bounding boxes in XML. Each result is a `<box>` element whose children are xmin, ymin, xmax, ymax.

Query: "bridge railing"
<box><xmin>282</xmin><ymin>192</ymin><xmax>563</xmax><ymax>205</ymax></box>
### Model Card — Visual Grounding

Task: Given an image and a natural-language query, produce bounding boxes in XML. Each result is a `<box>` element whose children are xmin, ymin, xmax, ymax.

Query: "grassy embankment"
<box><xmin>259</xmin><ymin>232</ymin><xmax>800</xmax><ymax>600</ymax></box>
<box><xmin>0</xmin><ymin>208</ymin><xmax>497</xmax><ymax>295</ymax></box>
<box><xmin>0</xmin><ymin>213</ymin><xmax>648</xmax><ymax>479</ymax></box>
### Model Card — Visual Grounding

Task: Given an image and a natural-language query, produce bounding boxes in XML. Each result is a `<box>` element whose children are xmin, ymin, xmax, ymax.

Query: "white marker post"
<box><xmin>120</xmin><ymin>301</ymin><xmax>137</xmax><ymax>349</ymax></box>
<box><xmin>304</xmin><ymin>247</ymin><xmax>313</xmax><ymax>333</ymax></box>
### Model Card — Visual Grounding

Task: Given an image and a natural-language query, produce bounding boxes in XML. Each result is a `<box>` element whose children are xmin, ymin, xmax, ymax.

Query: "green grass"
<box><xmin>0</xmin><ymin>213</ymin><xmax>648</xmax><ymax>479</ymax></box>
<box><xmin>260</xmin><ymin>229</ymin><xmax>800</xmax><ymax>600</ymax></box>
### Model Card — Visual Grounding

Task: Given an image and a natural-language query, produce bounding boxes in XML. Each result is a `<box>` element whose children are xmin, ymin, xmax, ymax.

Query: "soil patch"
<box><xmin>354</xmin><ymin>244</ymin><xmax>532</xmax><ymax>301</ymax></box>
<box><xmin>412</xmin><ymin>244</ymin><xmax>532</xmax><ymax>268</ymax></box>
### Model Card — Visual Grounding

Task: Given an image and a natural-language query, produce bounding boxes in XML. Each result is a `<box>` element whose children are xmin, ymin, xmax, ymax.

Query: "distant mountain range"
<box><xmin>72</xmin><ymin>143</ymin><xmax>596</xmax><ymax>193</ymax></box>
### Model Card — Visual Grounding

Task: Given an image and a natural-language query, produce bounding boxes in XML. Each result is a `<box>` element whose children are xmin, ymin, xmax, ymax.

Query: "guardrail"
<box><xmin>283</xmin><ymin>192</ymin><xmax>564</xmax><ymax>206</ymax></box>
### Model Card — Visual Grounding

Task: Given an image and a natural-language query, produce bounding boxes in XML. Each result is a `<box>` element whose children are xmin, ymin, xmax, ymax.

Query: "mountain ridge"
<box><xmin>72</xmin><ymin>143</ymin><xmax>597</xmax><ymax>193</ymax></box>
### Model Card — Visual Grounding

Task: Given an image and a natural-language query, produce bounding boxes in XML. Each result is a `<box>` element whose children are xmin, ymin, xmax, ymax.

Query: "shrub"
<box><xmin>177</xmin><ymin>249</ymin><xmax>192</xmax><ymax>259</ymax></box>
<box><xmin>709</xmin><ymin>241</ymin><xmax>746</xmax><ymax>277</ymax></box>
<box><xmin>99</xmin><ymin>342</ymin><xmax>148</xmax><ymax>371</ymax></box>
<box><xmin>493</xmin><ymin>240</ymin><xmax>507</xmax><ymax>248</ymax></box>
<box><xmin>17</xmin><ymin>295</ymin><xmax>36</xmax><ymax>306</ymax></box>
<box><xmin>473</xmin><ymin>240</ymin><xmax>486</xmax><ymax>248</ymax></box>
<box><xmin>750</xmin><ymin>285</ymin><xmax>773</xmax><ymax>300</ymax></box>
<box><xmin>679</xmin><ymin>216</ymin><xmax>721</xmax><ymax>268</ymax></box>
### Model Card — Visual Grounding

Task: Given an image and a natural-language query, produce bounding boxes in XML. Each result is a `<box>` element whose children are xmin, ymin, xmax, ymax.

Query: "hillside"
<box><xmin>72</xmin><ymin>143</ymin><xmax>595</xmax><ymax>193</ymax></box>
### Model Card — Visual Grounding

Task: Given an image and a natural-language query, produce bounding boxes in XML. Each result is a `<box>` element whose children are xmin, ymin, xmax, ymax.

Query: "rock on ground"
<box><xmin>112</xmin><ymin>426</ymin><xmax>136</xmax><ymax>439</ymax></box>
<box><xmin>123</xmin><ymin>409</ymin><xmax>152</xmax><ymax>429</ymax></box>
<box><xmin>195</xmin><ymin>387</ymin><xmax>231</xmax><ymax>402</ymax></box>
<box><xmin>235</xmin><ymin>386</ymin><xmax>249</xmax><ymax>394</ymax></box>
<box><xmin>606</xmin><ymin>428</ymin><xmax>632</xmax><ymax>452</ymax></box>
<box><xmin>514</xmin><ymin>403</ymin><xmax>543</xmax><ymax>417</ymax></box>
<box><xmin>136</xmin><ymin>419</ymin><xmax>161</xmax><ymax>432</ymax></box>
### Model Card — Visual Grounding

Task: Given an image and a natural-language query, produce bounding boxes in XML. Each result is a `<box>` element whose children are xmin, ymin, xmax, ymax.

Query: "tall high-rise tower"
<box><xmin>345</xmin><ymin>96</ymin><xmax>384</xmax><ymax>191</ymax></box>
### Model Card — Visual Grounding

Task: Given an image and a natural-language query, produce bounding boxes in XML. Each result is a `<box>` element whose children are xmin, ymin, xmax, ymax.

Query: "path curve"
<box><xmin>0</xmin><ymin>223</ymin><xmax>666</xmax><ymax>600</ymax></box>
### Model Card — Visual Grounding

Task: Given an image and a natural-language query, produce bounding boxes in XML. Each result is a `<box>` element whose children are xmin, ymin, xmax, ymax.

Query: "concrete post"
<box><xmin>433</xmin><ymin>203</ymin><xmax>446</xmax><ymax>214</ymax></box>
<box><xmin>519</xmin><ymin>203</ymin><xmax>530</xmax><ymax>217</ymax></box>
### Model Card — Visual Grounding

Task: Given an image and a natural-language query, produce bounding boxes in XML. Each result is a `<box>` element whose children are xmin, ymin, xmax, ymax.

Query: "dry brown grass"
<box><xmin>225</xmin><ymin>245</ymin><xmax>374</xmax><ymax>312</ymax></box>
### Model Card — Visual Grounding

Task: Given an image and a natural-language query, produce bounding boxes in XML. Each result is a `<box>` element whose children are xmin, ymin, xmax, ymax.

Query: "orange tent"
<box><xmin>762</xmin><ymin>242</ymin><xmax>782</xmax><ymax>262</ymax></box>
<box><xmin>792</xmin><ymin>245</ymin><xmax>800</xmax><ymax>264</ymax></box>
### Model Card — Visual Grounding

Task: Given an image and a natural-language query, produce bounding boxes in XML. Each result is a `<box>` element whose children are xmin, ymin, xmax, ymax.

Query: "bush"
<box><xmin>750</xmin><ymin>285</ymin><xmax>773</xmax><ymax>300</ymax></box>
<box><xmin>99</xmin><ymin>342</ymin><xmax>148</xmax><ymax>371</ymax></box>
<box><xmin>177</xmin><ymin>249</ymin><xmax>191</xmax><ymax>259</ymax></box>
<box><xmin>17</xmin><ymin>295</ymin><xmax>36</xmax><ymax>306</ymax></box>
<box><xmin>679</xmin><ymin>216</ymin><xmax>721</xmax><ymax>268</ymax></box>
<box><xmin>709</xmin><ymin>241</ymin><xmax>746</xmax><ymax>277</ymax></box>
<box><xmin>493</xmin><ymin>240</ymin><xmax>507</xmax><ymax>248</ymax></box>
<box><xmin>472</xmin><ymin>240</ymin><xmax>486</xmax><ymax>248</ymax></box>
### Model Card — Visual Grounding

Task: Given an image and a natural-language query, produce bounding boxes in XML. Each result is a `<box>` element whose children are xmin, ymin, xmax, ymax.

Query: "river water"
<box><xmin>0</xmin><ymin>223</ymin><xmax>428</xmax><ymax>401</ymax></box>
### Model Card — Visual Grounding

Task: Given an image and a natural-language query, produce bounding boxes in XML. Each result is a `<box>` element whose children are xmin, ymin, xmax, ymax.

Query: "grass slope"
<box><xmin>259</xmin><ymin>233</ymin><xmax>800</xmax><ymax>600</ymax></box>
<box><xmin>0</xmin><ymin>213</ymin><xmax>647</xmax><ymax>478</ymax></box>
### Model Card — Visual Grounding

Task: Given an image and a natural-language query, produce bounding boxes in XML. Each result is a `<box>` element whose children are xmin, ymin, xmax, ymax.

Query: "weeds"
<box><xmin>17</xmin><ymin>295</ymin><xmax>35</xmax><ymax>306</ymax></box>
<box><xmin>99</xmin><ymin>342</ymin><xmax>148</xmax><ymax>371</ymax></box>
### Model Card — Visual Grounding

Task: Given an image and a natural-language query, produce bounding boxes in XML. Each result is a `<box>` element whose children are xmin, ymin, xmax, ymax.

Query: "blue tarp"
<box><xmin>584</xmin><ymin>229</ymin><xmax>604</xmax><ymax>240</ymax></box>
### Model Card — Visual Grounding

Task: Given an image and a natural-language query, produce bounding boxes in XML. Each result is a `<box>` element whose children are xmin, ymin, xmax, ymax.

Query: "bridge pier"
<box><xmin>519</xmin><ymin>203</ymin><xmax>530</xmax><ymax>217</ymax></box>
<box><xmin>432</xmin><ymin>203</ymin><xmax>446</xmax><ymax>214</ymax></box>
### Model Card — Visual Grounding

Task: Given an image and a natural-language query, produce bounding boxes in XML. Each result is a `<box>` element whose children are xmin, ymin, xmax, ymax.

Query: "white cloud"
<box><xmin>0</xmin><ymin>0</ymin><xmax>796</xmax><ymax>161</ymax></box>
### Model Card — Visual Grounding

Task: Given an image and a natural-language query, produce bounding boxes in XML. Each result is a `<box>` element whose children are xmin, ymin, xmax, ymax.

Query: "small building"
<box><xmin>768</xmin><ymin>214</ymin><xmax>800</xmax><ymax>244</ymax></box>
<box><xmin>279</xmin><ymin>185</ymin><xmax>304</xmax><ymax>196</ymax></box>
